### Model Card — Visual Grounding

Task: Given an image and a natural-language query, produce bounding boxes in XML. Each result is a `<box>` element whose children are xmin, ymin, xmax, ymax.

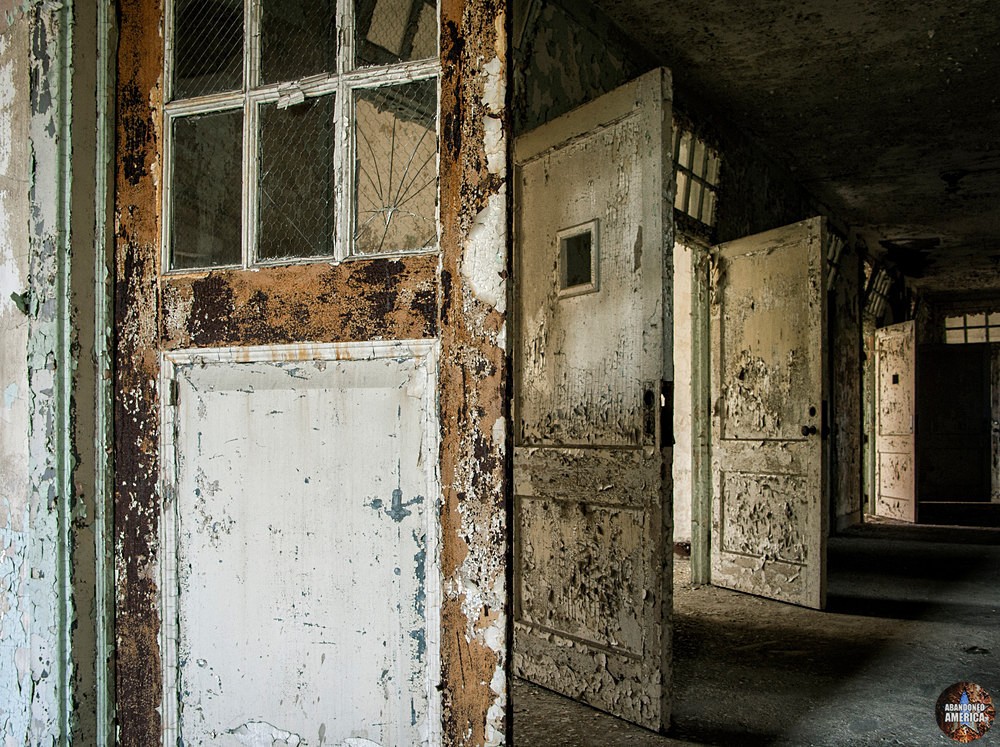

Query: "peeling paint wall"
<box><xmin>113</xmin><ymin>0</ymin><xmax>166</xmax><ymax>742</ymax></box>
<box><xmin>1</xmin><ymin>4</ymin><xmax>83</xmax><ymax>742</ymax></box>
<box><xmin>438</xmin><ymin>2</ymin><xmax>510</xmax><ymax>743</ymax></box>
<box><xmin>0</xmin><ymin>14</ymin><xmax>34</xmax><ymax>742</ymax></box>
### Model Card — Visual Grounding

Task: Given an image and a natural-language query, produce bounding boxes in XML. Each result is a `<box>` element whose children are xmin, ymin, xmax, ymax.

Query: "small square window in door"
<box><xmin>557</xmin><ymin>220</ymin><xmax>600</xmax><ymax>298</ymax></box>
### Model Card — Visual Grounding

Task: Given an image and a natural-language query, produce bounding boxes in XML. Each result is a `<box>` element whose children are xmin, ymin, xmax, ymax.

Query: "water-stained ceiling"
<box><xmin>591</xmin><ymin>0</ymin><xmax>1000</xmax><ymax>295</ymax></box>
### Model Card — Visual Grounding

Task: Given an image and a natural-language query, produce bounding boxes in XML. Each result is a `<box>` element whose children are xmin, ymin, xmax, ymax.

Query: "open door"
<box><xmin>710</xmin><ymin>217</ymin><xmax>828</xmax><ymax>610</ymax></box>
<box><xmin>512</xmin><ymin>69</ymin><xmax>673</xmax><ymax>731</ymax></box>
<box><xmin>874</xmin><ymin>321</ymin><xmax>917</xmax><ymax>521</ymax></box>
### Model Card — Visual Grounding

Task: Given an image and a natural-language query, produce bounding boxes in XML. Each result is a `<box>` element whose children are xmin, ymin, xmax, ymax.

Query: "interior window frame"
<box><xmin>161</xmin><ymin>0</ymin><xmax>441</xmax><ymax>274</ymax></box>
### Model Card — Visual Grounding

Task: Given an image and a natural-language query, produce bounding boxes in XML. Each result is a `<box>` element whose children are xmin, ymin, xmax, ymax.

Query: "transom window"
<box><xmin>164</xmin><ymin>0</ymin><xmax>440</xmax><ymax>272</ymax></box>
<box><xmin>672</xmin><ymin>125</ymin><xmax>721</xmax><ymax>228</ymax></box>
<box><xmin>945</xmin><ymin>312</ymin><xmax>1000</xmax><ymax>344</ymax></box>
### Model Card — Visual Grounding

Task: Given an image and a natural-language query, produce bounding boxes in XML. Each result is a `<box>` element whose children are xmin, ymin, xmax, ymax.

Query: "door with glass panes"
<box><xmin>115</xmin><ymin>2</ymin><xmax>453</xmax><ymax>744</ymax></box>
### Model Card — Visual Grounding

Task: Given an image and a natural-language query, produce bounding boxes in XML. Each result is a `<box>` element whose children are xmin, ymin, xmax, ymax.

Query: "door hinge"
<box><xmin>166</xmin><ymin>379</ymin><xmax>179</xmax><ymax>407</ymax></box>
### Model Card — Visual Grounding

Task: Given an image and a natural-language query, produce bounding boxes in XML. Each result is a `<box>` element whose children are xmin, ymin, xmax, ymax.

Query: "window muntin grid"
<box><xmin>163</xmin><ymin>0</ymin><xmax>440</xmax><ymax>272</ymax></box>
<box><xmin>944</xmin><ymin>312</ymin><xmax>1000</xmax><ymax>344</ymax></box>
<box><xmin>672</xmin><ymin>126</ymin><xmax>721</xmax><ymax>228</ymax></box>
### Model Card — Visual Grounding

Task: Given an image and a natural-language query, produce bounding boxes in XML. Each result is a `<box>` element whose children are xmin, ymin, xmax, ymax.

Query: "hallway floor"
<box><xmin>513</xmin><ymin>524</ymin><xmax>1000</xmax><ymax>746</ymax></box>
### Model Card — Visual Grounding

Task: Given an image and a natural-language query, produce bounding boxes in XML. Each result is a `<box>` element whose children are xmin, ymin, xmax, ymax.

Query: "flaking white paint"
<box><xmin>160</xmin><ymin>341</ymin><xmax>442</xmax><ymax>747</ymax></box>
<box><xmin>2</xmin><ymin>9</ymin><xmax>67</xmax><ymax>743</ymax></box>
<box><xmin>462</xmin><ymin>189</ymin><xmax>507</xmax><ymax>313</ymax></box>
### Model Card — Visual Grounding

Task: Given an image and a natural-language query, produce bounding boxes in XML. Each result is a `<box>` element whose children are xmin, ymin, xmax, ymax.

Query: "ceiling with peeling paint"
<box><xmin>591</xmin><ymin>0</ymin><xmax>1000</xmax><ymax>295</ymax></box>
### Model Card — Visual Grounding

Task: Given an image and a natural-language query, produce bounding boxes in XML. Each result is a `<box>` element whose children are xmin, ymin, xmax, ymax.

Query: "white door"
<box><xmin>710</xmin><ymin>217</ymin><xmax>828</xmax><ymax>610</ymax></box>
<box><xmin>875</xmin><ymin>321</ymin><xmax>917</xmax><ymax>521</ymax></box>
<box><xmin>512</xmin><ymin>69</ymin><xmax>673</xmax><ymax>731</ymax></box>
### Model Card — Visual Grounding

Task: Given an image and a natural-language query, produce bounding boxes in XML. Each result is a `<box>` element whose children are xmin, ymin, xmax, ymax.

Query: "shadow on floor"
<box><xmin>513</xmin><ymin>525</ymin><xmax>1000</xmax><ymax>746</ymax></box>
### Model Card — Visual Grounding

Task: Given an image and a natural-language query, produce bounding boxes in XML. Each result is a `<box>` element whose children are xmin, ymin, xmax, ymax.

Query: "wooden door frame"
<box><xmin>686</xmin><ymin>236</ymin><xmax>713</xmax><ymax>586</ymax></box>
<box><xmin>113</xmin><ymin>1</ymin><xmax>511</xmax><ymax>744</ymax></box>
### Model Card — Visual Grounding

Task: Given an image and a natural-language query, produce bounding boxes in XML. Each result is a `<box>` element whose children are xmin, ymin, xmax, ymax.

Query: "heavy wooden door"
<box><xmin>710</xmin><ymin>217</ymin><xmax>828</xmax><ymax>610</ymax></box>
<box><xmin>512</xmin><ymin>69</ymin><xmax>673</xmax><ymax>731</ymax></box>
<box><xmin>114</xmin><ymin>1</ymin><xmax>510</xmax><ymax>744</ymax></box>
<box><xmin>874</xmin><ymin>321</ymin><xmax>917</xmax><ymax>521</ymax></box>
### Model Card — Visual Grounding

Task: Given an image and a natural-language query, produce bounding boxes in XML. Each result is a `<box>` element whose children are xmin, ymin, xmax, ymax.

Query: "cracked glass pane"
<box><xmin>173</xmin><ymin>0</ymin><xmax>244</xmax><ymax>99</ymax></box>
<box><xmin>170</xmin><ymin>110</ymin><xmax>243</xmax><ymax>269</ymax></box>
<box><xmin>261</xmin><ymin>0</ymin><xmax>338</xmax><ymax>84</ymax></box>
<box><xmin>258</xmin><ymin>95</ymin><xmax>337</xmax><ymax>261</ymax></box>
<box><xmin>355</xmin><ymin>0</ymin><xmax>437</xmax><ymax>67</ymax></box>
<box><xmin>354</xmin><ymin>79</ymin><xmax>437</xmax><ymax>255</ymax></box>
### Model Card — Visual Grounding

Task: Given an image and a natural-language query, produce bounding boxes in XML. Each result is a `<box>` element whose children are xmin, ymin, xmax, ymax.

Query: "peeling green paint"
<box><xmin>0</xmin><ymin>3</ymin><xmax>77</xmax><ymax>743</ymax></box>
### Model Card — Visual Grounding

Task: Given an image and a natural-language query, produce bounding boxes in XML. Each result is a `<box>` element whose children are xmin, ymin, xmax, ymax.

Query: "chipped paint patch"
<box><xmin>0</xmin><ymin>4</ymin><xmax>77</xmax><ymax>743</ymax></box>
<box><xmin>461</xmin><ymin>189</ymin><xmax>507</xmax><ymax>313</ymax></box>
<box><xmin>227</xmin><ymin>721</ymin><xmax>303</xmax><ymax>746</ymax></box>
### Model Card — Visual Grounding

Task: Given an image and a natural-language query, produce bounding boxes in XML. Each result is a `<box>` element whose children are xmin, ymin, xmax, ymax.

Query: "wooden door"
<box><xmin>114</xmin><ymin>1</ymin><xmax>509</xmax><ymax>743</ymax></box>
<box><xmin>512</xmin><ymin>69</ymin><xmax>674</xmax><ymax>731</ymax></box>
<box><xmin>710</xmin><ymin>217</ymin><xmax>828</xmax><ymax>610</ymax></box>
<box><xmin>875</xmin><ymin>321</ymin><xmax>917</xmax><ymax>521</ymax></box>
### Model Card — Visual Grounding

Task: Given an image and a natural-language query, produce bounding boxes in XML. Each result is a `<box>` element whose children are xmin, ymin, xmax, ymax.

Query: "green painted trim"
<box><xmin>93</xmin><ymin>2</ymin><xmax>116</xmax><ymax>743</ymax></box>
<box><xmin>55</xmin><ymin>2</ymin><xmax>76</xmax><ymax>741</ymax></box>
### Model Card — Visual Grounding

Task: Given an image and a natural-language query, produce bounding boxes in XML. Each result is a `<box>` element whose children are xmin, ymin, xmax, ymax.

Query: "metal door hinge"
<box><xmin>166</xmin><ymin>379</ymin><xmax>179</xmax><ymax>407</ymax></box>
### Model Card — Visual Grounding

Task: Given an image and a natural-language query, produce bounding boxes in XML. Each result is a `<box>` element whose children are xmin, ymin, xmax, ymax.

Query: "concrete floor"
<box><xmin>513</xmin><ymin>524</ymin><xmax>1000</xmax><ymax>746</ymax></box>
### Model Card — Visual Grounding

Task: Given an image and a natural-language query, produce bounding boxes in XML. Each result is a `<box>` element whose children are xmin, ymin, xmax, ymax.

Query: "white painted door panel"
<box><xmin>710</xmin><ymin>217</ymin><xmax>828</xmax><ymax>610</ymax></box>
<box><xmin>159</xmin><ymin>342</ymin><xmax>440</xmax><ymax>747</ymax></box>
<box><xmin>875</xmin><ymin>321</ymin><xmax>916</xmax><ymax>520</ymax></box>
<box><xmin>513</xmin><ymin>69</ymin><xmax>673</xmax><ymax>731</ymax></box>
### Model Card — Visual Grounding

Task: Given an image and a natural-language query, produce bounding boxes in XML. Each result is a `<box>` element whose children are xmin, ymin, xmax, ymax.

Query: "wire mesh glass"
<box><xmin>172</xmin><ymin>0</ymin><xmax>244</xmax><ymax>99</ymax></box>
<box><xmin>353</xmin><ymin>79</ymin><xmax>437</xmax><ymax>255</ymax></box>
<box><xmin>170</xmin><ymin>110</ymin><xmax>244</xmax><ymax>269</ymax></box>
<box><xmin>258</xmin><ymin>95</ymin><xmax>338</xmax><ymax>261</ymax></box>
<box><xmin>261</xmin><ymin>0</ymin><xmax>338</xmax><ymax>85</ymax></box>
<box><xmin>355</xmin><ymin>0</ymin><xmax>437</xmax><ymax>67</ymax></box>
